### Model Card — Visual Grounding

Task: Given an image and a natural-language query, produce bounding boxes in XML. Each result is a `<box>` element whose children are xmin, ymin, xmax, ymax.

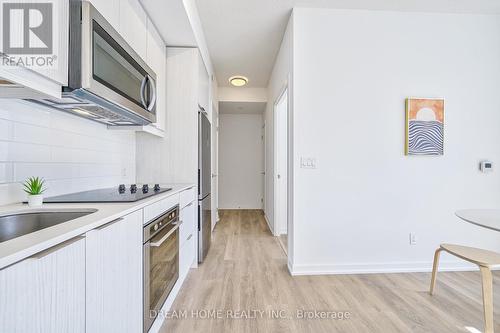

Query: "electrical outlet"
<box><xmin>409</xmin><ymin>233</ymin><xmax>417</xmax><ymax>245</ymax></box>
<box><xmin>121</xmin><ymin>168</ymin><xmax>127</xmax><ymax>177</ymax></box>
<box><xmin>300</xmin><ymin>157</ymin><xmax>317</xmax><ymax>169</ymax></box>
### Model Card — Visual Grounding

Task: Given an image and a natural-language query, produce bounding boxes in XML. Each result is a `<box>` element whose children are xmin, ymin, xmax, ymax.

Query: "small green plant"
<box><xmin>23</xmin><ymin>177</ymin><xmax>46</xmax><ymax>195</ymax></box>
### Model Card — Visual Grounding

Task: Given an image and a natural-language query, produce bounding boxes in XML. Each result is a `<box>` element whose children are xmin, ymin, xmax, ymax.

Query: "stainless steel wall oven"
<box><xmin>143</xmin><ymin>206</ymin><xmax>180</xmax><ymax>332</ymax></box>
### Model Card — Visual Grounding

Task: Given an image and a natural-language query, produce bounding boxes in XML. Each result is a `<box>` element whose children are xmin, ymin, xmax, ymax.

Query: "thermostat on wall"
<box><xmin>480</xmin><ymin>161</ymin><xmax>493</xmax><ymax>173</ymax></box>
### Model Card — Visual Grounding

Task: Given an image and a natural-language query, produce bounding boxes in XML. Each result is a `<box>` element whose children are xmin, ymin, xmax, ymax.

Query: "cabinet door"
<box><xmin>1</xmin><ymin>0</ymin><xmax>69</xmax><ymax>87</ymax></box>
<box><xmin>179</xmin><ymin>200</ymin><xmax>197</xmax><ymax>276</ymax></box>
<box><xmin>89</xmin><ymin>0</ymin><xmax>120</xmax><ymax>27</ymax></box>
<box><xmin>179</xmin><ymin>229</ymin><xmax>196</xmax><ymax>280</ymax></box>
<box><xmin>146</xmin><ymin>19</ymin><xmax>166</xmax><ymax>131</ymax></box>
<box><xmin>0</xmin><ymin>237</ymin><xmax>86</xmax><ymax>333</ymax></box>
<box><xmin>86</xmin><ymin>210</ymin><xmax>143</xmax><ymax>333</ymax></box>
<box><xmin>119</xmin><ymin>0</ymin><xmax>147</xmax><ymax>61</ymax></box>
<box><xmin>198</xmin><ymin>52</ymin><xmax>210</xmax><ymax>114</ymax></box>
<box><xmin>179</xmin><ymin>201</ymin><xmax>196</xmax><ymax>247</ymax></box>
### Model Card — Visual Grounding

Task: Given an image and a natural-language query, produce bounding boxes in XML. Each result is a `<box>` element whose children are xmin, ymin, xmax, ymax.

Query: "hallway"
<box><xmin>161</xmin><ymin>210</ymin><xmax>500</xmax><ymax>333</ymax></box>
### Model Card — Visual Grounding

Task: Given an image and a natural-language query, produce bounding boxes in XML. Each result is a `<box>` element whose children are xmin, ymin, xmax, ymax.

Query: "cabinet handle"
<box><xmin>185</xmin><ymin>202</ymin><xmax>194</xmax><ymax>208</ymax></box>
<box><xmin>30</xmin><ymin>236</ymin><xmax>85</xmax><ymax>260</ymax></box>
<box><xmin>95</xmin><ymin>217</ymin><xmax>124</xmax><ymax>231</ymax></box>
<box><xmin>187</xmin><ymin>234</ymin><xmax>193</xmax><ymax>241</ymax></box>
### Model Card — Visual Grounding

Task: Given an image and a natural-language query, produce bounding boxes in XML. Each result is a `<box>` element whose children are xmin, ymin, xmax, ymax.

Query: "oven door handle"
<box><xmin>150</xmin><ymin>220</ymin><xmax>183</xmax><ymax>247</ymax></box>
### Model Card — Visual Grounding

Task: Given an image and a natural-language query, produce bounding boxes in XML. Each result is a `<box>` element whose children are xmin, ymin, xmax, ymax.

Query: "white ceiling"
<box><xmin>196</xmin><ymin>0</ymin><xmax>500</xmax><ymax>88</ymax></box>
<box><xmin>219</xmin><ymin>101</ymin><xmax>266</xmax><ymax>114</ymax></box>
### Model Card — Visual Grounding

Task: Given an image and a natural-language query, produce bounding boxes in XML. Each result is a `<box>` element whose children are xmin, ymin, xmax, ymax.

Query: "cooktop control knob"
<box><xmin>142</xmin><ymin>184</ymin><xmax>149</xmax><ymax>193</ymax></box>
<box><xmin>154</xmin><ymin>184</ymin><xmax>161</xmax><ymax>192</ymax></box>
<box><xmin>130</xmin><ymin>184</ymin><xmax>137</xmax><ymax>193</ymax></box>
<box><xmin>118</xmin><ymin>184</ymin><xmax>126</xmax><ymax>194</ymax></box>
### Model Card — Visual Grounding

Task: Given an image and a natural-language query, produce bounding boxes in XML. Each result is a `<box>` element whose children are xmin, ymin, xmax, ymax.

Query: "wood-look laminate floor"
<box><xmin>161</xmin><ymin>209</ymin><xmax>500</xmax><ymax>333</ymax></box>
<box><xmin>278</xmin><ymin>234</ymin><xmax>288</xmax><ymax>255</ymax></box>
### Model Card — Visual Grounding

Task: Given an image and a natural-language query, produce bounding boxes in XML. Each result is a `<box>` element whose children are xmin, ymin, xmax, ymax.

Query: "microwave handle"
<box><xmin>140</xmin><ymin>76</ymin><xmax>148</xmax><ymax>109</ymax></box>
<box><xmin>146</xmin><ymin>75</ymin><xmax>157</xmax><ymax>112</ymax></box>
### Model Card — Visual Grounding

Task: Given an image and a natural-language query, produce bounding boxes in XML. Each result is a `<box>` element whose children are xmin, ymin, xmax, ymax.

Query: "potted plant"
<box><xmin>23</xmin><ymin>177</ymin><xmax>46</xmax><ymax>207</ymax></box>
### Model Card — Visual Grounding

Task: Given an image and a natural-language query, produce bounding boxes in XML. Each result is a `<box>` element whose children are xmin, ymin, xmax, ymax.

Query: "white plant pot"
<box><xmin>28</xmin><ymin>194</ymin><xmax>44</xmax><ymax>207</ymax></box>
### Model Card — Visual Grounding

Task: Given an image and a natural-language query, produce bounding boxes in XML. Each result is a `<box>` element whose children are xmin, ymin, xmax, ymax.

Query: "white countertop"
<box><xmin>0</xmin><ymin>183</ymin><xmax>195</xmax><ymax>270</ymax></box>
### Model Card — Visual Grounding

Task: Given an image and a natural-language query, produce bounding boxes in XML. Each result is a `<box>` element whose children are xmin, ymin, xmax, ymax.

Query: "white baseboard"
<box><xmin>289</xmin><ymin>260</ymin><xmax>483</xmax><ymax>276</ymax></box>
<box><xmin>264</xmin><ymin>213</ymin><xmax>274</xmax><ymax>235</ymax></box>
<box><xmin>288</xmin><ymin>257</ymin><xmax>294</xmax><ymax>275</ymax></box>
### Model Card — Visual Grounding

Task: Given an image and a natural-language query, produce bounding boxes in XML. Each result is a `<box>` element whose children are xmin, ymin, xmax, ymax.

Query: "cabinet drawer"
<box><xmin>180</xmin><ymin>187</ymin><xmax>196</xmax><ymax>209</ymax></box>
<box><xmin>143</xmin><ymin>194</ymin><xmax>179</xmax><ymax>224</ymax></box>
<box><xmin>179</xmin><ymin>230</ymin><xmax>196</xmax><ymax>279</ymax></box>
<box><xmin>180</xmin><ymin>201</ymin><xmax>196</xmax><ymax>246</ymax></box>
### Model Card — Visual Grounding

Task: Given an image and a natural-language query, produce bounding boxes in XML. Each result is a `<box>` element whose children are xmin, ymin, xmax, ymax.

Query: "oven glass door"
<box><xmin>92</xmin><ymin>21</ymin><xmax>154</xmax><ymax>110</ymax></box>
<box><xmin>144</xmin><ymin>224</ymin><xmax>179</xmax><ymax>331</ymax></box>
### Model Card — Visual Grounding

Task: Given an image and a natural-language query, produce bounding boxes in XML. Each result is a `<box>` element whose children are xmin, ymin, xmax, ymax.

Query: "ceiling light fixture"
<box><xmin>229</xmin><ymin>76</ymin><xmax>248</xmax><ymax>87</ymax></box>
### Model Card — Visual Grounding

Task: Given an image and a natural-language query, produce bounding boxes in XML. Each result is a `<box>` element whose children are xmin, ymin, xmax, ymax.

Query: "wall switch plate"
<box><xmin>409</xmin><ymin>233</ymin><xmax>417</xmax><ymax>245</ymax></box>
<box><xmin>300</xmin><ymin>157</ymin><xmax>317</xmax><ymax>169</ymax></box>
<box><xmin>480</xmin><ymin>160</ymin><xmax>493</xmax><ymax>173</ymax></box>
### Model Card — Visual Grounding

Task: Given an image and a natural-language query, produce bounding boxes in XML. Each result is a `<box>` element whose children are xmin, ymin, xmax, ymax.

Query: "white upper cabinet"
<box><xmin>198</xmin><ymin>53</ymin><xmax>210</xmax><ymax>114</ymax></box>
<box><xmin>119</xmin><ymin>0</ymin><xmax>147</xmax><ymax>61</ymax></box>
<box><xmin>146</xmin><ymin>18</ymin><xmax>166</xmax><ymax>132</ymax></box>
<box><xmin>31</xmin><ymin>0</ymin><xmax>69</xmax><ymax>85</ymax></box>
<box><xmin>0</xmin><ymin>0</ymin><xmax>69</xmax><ymax>97</ymax></box>
<box><xmin>0</xmin><ymin>236</ymin><xmax>86</xmax><ymax>333</ymax></box>
<box><xmin>89</xmin><ymin>0</ymin><xmax>120</xmax><ymax>27</ymax></box>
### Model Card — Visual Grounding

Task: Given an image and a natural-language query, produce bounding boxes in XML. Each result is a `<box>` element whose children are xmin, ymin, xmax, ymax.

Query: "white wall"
<box><xmin>219</xmin><ymin>114</ymin><xmax>264</xmax><ymax>209</ymax></box>
<box><xmin>290</xmin><ymin>8</ymin><xmax>500</xmax><ymax>274</ymax></box>
<box><xmin>219</xmin><ymin>87</ymin><xmax>267</xmax><ymax>103</ymax></box>
<box><xmin>265</xmin><ymin>14</ymin><xmax>293</xmax><ymax>245</ymax></box>
<box><xmin>0</xmin><ymin>100</ymin><xmax>136</xmax><ymax>205</ymax></box>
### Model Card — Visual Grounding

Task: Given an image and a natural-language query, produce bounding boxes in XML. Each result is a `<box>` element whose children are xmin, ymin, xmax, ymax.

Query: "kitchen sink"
<box><xmin>0</xmin><ymin>209</ymin><xmax>98</xmax><ymax>243</ymax></box>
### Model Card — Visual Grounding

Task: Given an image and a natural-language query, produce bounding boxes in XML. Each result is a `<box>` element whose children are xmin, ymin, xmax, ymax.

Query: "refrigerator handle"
<box><xmin>198</xmin><ymin>204</ymin><xmax>201</xmax><ymax>231</ymax></box>
<box><xmin>198</xmin><ymin>169</ymin><xmax>201</xmax><ymax>196</ymax></box>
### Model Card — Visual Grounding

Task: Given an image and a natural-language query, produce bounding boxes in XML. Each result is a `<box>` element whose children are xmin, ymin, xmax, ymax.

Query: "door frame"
<box><xmin>212</xmin><ymin>101</ymin><xmax>219</xmax><ymax>230</ymax></box>
<box><xmin>273</xmin><ymin>84</ymin><xmax>289</xmax><ymax>237</ymax></box>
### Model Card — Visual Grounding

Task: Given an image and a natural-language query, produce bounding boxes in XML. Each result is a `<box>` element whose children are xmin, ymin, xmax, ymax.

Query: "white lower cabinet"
<box><xmin>85</xmin><ymin>210</ymin><xmax>143</xmax><ymax>333</ymax></box>
<box><xmin>179</xmin><ymin>201</ymin><xmax>196</xmax><ymax>246</ymax></box>
<box><xmin>0</xmin><ymin>236</ymin><xmax>86</xmax><ymax>333</ymax></box>
<box><xmin>0</xmin><ymin>191</ymin><xmax>198</xmax><ymax>333</ymax></box>
<box><xmin>179</xmin><ymin>231</ymin><xmax>196</xmax><ymax>280</ymax></box>
<box><xmin>179</xmin><ymin>198</ymin><xmax>197</xmax><ymax>278</ymax></box>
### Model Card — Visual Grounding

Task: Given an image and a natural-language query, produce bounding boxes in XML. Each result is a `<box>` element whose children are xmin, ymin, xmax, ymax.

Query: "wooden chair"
<box><xmin>430</xmin><ymin>244</ymin><xmax>500</xmax><ymax>333</ymax></box>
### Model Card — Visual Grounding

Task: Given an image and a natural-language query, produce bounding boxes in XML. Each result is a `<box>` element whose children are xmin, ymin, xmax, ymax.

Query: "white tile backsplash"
<box><xmin>0</xmin><ymin>100</ymin><xmax>136</xmax><ymax>205</ymax></box>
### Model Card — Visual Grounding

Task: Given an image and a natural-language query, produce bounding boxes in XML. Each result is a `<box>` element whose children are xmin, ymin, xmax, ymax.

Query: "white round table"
<box><xmin>455</xmin><ymin>209</ymin><xmax>500</xmax><ymax>232</ymax></box>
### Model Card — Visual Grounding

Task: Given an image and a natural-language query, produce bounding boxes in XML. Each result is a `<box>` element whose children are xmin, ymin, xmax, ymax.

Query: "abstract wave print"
<box><xmin>408</xmin><ymin>120</ymin><xmax>443</xmax><ymax>155</ymax></box>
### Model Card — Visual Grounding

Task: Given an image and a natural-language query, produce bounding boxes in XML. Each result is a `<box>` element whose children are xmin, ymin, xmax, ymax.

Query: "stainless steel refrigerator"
<box><xmin>198</xmin><ymin>108</ymin><xmax>211</xmax><ymax>262</ymax></box>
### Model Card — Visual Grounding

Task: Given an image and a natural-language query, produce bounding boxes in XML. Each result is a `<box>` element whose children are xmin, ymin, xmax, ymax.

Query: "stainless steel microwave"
<box><xmin>29</xmin><ymin>1</ymin><xmax>157</xmax><ymax>126</ymax></box>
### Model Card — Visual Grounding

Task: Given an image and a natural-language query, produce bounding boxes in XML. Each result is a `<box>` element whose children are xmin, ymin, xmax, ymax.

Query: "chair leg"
<box><xmin>430</xmin><ymin>248</ymin><xmax>442</xmax><ymax>295</ymax></box>
<box><xmin>479</xmin><ymin>266</ymin><xmax>494</xmax><ymax>333</ymax></box>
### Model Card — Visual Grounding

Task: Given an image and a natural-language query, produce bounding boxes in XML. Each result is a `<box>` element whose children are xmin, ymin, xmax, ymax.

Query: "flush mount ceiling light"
<box><xmin>229</xmin><ymin>76</ymin><xmax>248</xmax><ymax>87</ymax></box>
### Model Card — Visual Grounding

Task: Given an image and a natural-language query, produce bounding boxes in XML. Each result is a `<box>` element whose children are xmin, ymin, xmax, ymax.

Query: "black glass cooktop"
<box><xmin>42</xmin><ymin>184</ymin><xmax>172</xmax><ymax>203</ymax></box>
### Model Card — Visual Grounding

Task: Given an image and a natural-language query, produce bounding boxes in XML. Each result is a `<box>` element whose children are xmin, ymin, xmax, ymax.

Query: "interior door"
<box><xmin>219</xmin><ymin>113</ymin><xmax>264</xmax><ymax>209</ymax></box>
